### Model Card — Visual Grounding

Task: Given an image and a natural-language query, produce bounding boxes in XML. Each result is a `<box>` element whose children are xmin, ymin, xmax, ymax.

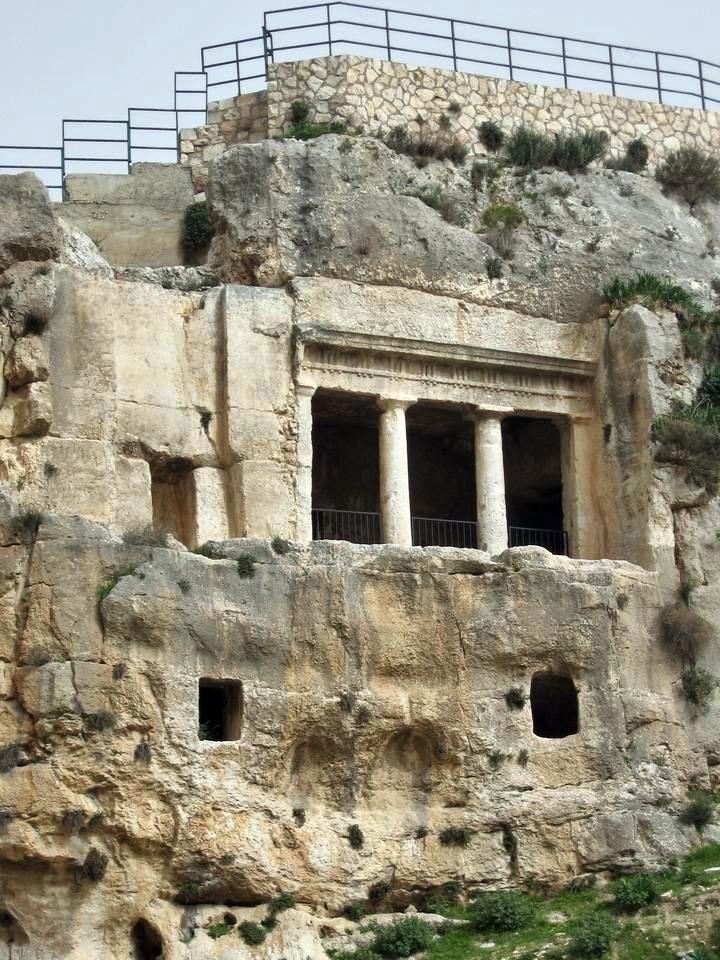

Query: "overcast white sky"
<box><xmin>1</xmin><ymin>0</ymin><xmax>718</xmax><ymax>149</ymax></box>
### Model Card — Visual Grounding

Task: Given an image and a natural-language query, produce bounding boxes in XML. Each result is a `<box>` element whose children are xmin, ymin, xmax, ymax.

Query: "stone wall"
<box><xmin>265</xmin><ymin>55</ymin><xmax>720</xmax><ymax>165</ymax></box>
<box><xmin>180</xmin><ymin>90</ymin><xmax>268</xmax><ymax>191</ymax></box>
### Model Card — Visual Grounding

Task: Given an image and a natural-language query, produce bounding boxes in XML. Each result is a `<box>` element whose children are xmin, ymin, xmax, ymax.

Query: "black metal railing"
<box><xmin>312</xmin><ymin>507</ymin><xmax>383</xmax><ymax>544</ymax></box>
<box><xmin>412</xmin><ymin>516</ymin><xmax>478</xmax><ymax>548</ymax></box>
<box><xmin>2</xmin><ymin>1</ymin><xmax>719</xmax><ymax>199</ymax></box>
<box><xmin>508</xmin><ymin>526</ymin><xmax>568</xmax><ymax>555</ymax></box>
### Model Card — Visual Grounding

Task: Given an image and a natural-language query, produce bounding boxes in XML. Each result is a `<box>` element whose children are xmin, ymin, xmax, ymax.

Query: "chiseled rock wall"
<box><xmin>0</xmin><ymin>509</ymin><xmax>702</xmax><ymax>957</ymax></box>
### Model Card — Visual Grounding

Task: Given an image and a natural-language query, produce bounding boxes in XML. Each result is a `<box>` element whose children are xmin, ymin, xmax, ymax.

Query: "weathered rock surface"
<box><xmin>208</xmin><ymin>136</ymin><xmax>720</xmax><ymax>323</ymax></box>
<box><xmin>0</xmin><ymin>172</ymin><xmax>62</xmax><ymax>271</ymax></box>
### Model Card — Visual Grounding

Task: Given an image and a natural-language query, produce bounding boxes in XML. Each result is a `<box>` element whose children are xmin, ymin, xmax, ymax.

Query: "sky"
<box><xmin>1</xmin><ymin>0</ymin><xmax>718</xmax><ymax>175</ymax></box>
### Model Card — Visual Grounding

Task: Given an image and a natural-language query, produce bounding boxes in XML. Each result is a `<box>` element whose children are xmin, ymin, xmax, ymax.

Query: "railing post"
<box><xmin>450</xmin><ymin>19</ymin><xmax>457</xmax><ymax>72</ymax></box>
<box><xmin>699</xmin><ymin>60</ymin><xmax>707</xmax><ymax>110</ymax></box>
<box><xmin>262</xmin><ymin>26</ymin><xmax>271</xmax><ymax>81</ymax></box>
<box><xmin>561</xmin><ymin>37</ymin><xmax>568</xmax><ymax>88</ymax></box>
<box><xmin>608</xmin><ymin>45</ymin><xmax>616</xmax><ymax>96</ymax></box>
<box><xmin>60</xmin><ymin>140</ymin><xmax>66</xmax><ymax>200</ymax></box>
<box><xmin>235</xmin><ymin>41</ymin><xmax>241</xmax><ymax>96</ymax></box>
<box><xmin>506</xmin><ymin>29</ymin><xmax>513</xmax><ymax>81</ymax></box>
<box><xmin>655</xmin><ymin>51</ymin><xmax>663</xmax><ymax>103</ymax></box>
<box><xmin>385</xmin><ymin>9</ymin><xmax>392</xmax><ymax>61</ymax></box>
<box><xmin>126</xmin><ymin>110</ymin><xmax>132</xmax><ymax>173</ymax></box>
<box><xmin>326</xmin><ymin>3</ymin><xmax>333</xmax><ymax>56</ymax></box>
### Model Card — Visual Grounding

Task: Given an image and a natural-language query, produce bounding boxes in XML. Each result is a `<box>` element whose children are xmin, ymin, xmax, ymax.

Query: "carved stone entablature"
<box><xmin>298</xmin><ymin>327</ymin><xmax>596</xmax><ymax>417</ymax></box>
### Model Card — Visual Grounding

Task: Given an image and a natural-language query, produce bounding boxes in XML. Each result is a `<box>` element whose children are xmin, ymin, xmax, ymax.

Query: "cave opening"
<box><xmin>198</xmin><ymin>679</ymin><xmax>243</xmax><ymax>742</ymax></box>
<box><xmin>530</xmin><ymin>672</ymin><xmax>579</xmax><ymax>738</ymax></box>
<box><xmin>130</xmin><ymin>918</ymin><xmax>163</xmax><ymax>960</ymax></box>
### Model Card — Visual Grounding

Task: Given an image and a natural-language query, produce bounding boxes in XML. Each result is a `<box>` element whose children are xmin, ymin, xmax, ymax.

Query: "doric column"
<box><xmin>472</xmin><ymin>408</ymin><xmax>511</xmax><ymax>555</ymax></box>
<box><xmin>378</xmin><ymin>398</ymin><xmax>413</xmax><ymax>546</ymax></box>
<box><xmin>294</xmin><ymin>383</ymin><xmax>316</xmax><ymax>543</ymax></box>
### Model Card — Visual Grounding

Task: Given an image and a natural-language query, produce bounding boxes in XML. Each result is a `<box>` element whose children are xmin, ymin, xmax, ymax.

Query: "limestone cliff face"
<box><xmin>0</xmin><ymin>128</ymin><xmax>719</xmax><ymax>959</ymax></box>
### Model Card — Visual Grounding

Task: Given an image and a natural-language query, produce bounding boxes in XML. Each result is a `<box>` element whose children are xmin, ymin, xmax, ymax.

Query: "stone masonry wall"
<box><xmin>180</xmin><ymin>89</ymin><xmax>268</xmax><ymax>191</ymax></box>
<box><xmin>182</xmin><ymin>54</ymin><xmax>720</xmax><ymax>188</ymax></box>
<box><xmin>265</xmin><ymin>55</ymin><xmax>720</xmax><ymax>165</ymax></box>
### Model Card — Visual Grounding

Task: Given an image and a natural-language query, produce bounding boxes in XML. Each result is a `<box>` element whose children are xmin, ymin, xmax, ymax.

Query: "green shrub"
<box><xmin>271</xmin><ymin>536</ymin><xmax>290</xmax><ymax>555</ymax></box>
<box><xmin>569</xmin><ymin>912</ymin><xmax>617</xmax><ymax>956</ymax></box>
<box><xmin>261</xmin><ymin>914</ymin><xmax>277</xmax><ymax>930</ymax></box>
<box><xmin>601</xmin><ymin>272</ymin><xmax>714</xmax><ymax>327</ymax></box>
<box><xmin>236</xmin><ymin>553</ymin><xmax>255</xmax><ymax>578</ymax></box>
<box><xmin>505</xmin><ymin>687</ymin><xmax>526</xmax><ymax>710</ymax></box>
<box><xmin>680</xmin><ymin>793</ymin><xmax>715</xmax><ymax>831</ymax></box>
<box><xmin>478</xmin><ymin>120</ymin><xmax>504</xmax><ymax>152</ymax></box>
<box><xmin>334</xmin><ymin>950</ymin><xmax>381</xmax><ymax>960</ymax></box>
<box><xmin>269</xmin><ymin>891</ymin><xmax>295</xmax><ymax>913</ymax></box>
<box><xmin>368</xmin><ymin>880</ymin><xmax>391</xmax><ymax>902</ymax></box>
<box><xmin>371</xmin><ymin>917</ymin><xmax>434</xmax><ymax>958</ymax></box>
<box><xmin>96</xmin><ymin>563</ymin><xmax>141</xmax><ymax>602</ymax></box>
<box><xmin>177</xmin><ymin>578</ymin><xmax>191</xmax><ymax>595</ymax></box>
<box><xmin>385</xmin><ymin>124</ymin><xmax>467</xmax><ymax>167</ymax></box>
<box><xmin>656</xmin><ymin>147</ymin><xmax>720</xmax><ymax>205</ymax></box>
<box><xmin>613</xmin><ymin>874</ymin><xmax>660</xmax><ymax>912</ymax></box>
<box><xmin>239</xmin><ymin>921</ymin><xmax>267</xmax><ymax>945</ymax></box>
<box><xmin>486</xmin><ymin>256</ymin><xmax>503</xmax><ymax>279</ymax></box>
<box><xmin>439</xmin><ymin>827</ymin><xmax>472</xmax><ymax>847</ymax></box>
<box><xmin>682</xmin><ymin>326</ymin><xmax>706</xmax><ymax>360</ymax></box>
<box><xmin>481</xmin><ymin>203</ymin><xmax>524</xmax><ymax>230</ymax></box>
<box><xmin>698</xmin><ymin>366</ymin><xmax>720</xmax><ymax>408</ymax></box>
<box><xmin>80</xmin><ymin>848</ymin><xmax>109</xmax><ymax>882</ymax></box>
<box><xmin>183</xmin><ymin>201</ymin><xmax>214</xmax><ymax>251</ymax></box>
<box><xmin>681</xmin><ymin>664</ymin><xmax>717</xmax><ymax>710</ymax></box>
<box><xmin>292</xmin><ymin>807</ymin><xmax>306</xmax><ymax>826</ymax></box>
<box><xmin>289</xmin><ymin>119</ymin><xmax>346</xmax><ymax>140</ymax></box>
<box><xmin>0</xmin><ymin>743</ymin><xmax>21</xmax><ymax>774</ymax></box>
<box><xmin>624</xmin><ymin>139</ymin><xmax>650</xmax><ymax>173</ymax></box>
<box><xmin>660</xmin><ymin>604</ymin><xmax>714</xmax><ymax>658</ymax></box>
<box><xmin>407</xmin><ymin>186</ymin><xmax>463</xmax><ymax>225</ymax></box>
<box><xmin>345</xmin><ymin>901</ymin><xmax>367</xmax><ymax>921</ymax></box>
<box><xmin>207</xmin><ymin>922</ymin><xmax>232</xmax><ymax>939</ymax></box>
<box><xmin>551</xmin><ymin>130</ymin><xmax>609</xmax><ymax>173</ymax></box>
<box><xmin>470</xmin><ymin>890</ymin><xmax>536</xmax><ymax>932</ymax></box>
<box><xmin>84</xmin><ymin>711</ymin><xmax>116</xmax><ymax>732</ymax></box>
<box><xmin>289</xmin><ymin>100</ymin><xmax>310</xmax><ymax>124</ymax></box>
<box><xmin>652</xmin><ymin>408</ymin><xmax>720</xmax><ymax>496</ymax></box>
<box><xmin>348</xmin><ymin>823</ymin><xmax>364</xmax><ymax>849</ymax></box>
<box><xmin>15</xmin><ymin>509</ymin><xmax>43</xmax><ymax>541</ymax></box>
<box><xmin>507</xmin><ymin>126</ymin><xmax>556</xmax><ymax>168</ymax></box>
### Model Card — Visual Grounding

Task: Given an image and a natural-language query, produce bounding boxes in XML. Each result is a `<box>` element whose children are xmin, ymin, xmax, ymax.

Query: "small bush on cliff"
<box><xmin>239</xmin><ymin>921</ymin><xmax>267</xmax><ymax>945</ymax></box>
<box><xmin>271</xmin><ymin>535</ymin><xmax>290</xmax><ymax>555</ymax></box>
<box><xmin>602</xmin><ymin>272</ymin><xmax>715</xmax><ymax>327</ymax></box>
<box><xmin>15</xmin><ymin>509</ymin><xmax>43</xmax><ymax>541</ymax></box>
<box><xmin>698</xmin><ymin>365</ymin><xmax>720</xmax><ymax>408</ymax></box>
<box><xmin>507</xmin><ymin>126</ymin><xmax>555</xmax><ymax>168</ymax></box>
<box><xmin>134</xmin><ymin>740</ymin><xmax>152</xmax><ymax>764</ymax></box>
<box><xmin>345</xmin><ymin>901</ymin><xmax>367</xmax><ymax>921</ymax></box>
<box><xmin>481</xmin><ymin>203</ymin><xmax>524</xmax><ymax>230</ymax></box>
<box><xmin>207</xmin><ymin>922</ymin><xmax>232</xmax><ymax>939</ymax></box>
<box><xmin>505</xmin><ymin>687</ymin><xmax>526</xmax><ymax>710</ymax></box>
<box><xmin>80</xmin><ymin>848</ymin><xmax>109</xmax><ymax>882</ymax></box>
<box><xmin>62</xmin><ymin>809</ymin><xmax>84</xmax><ymax>834</ymax></box>
<box><xmin>407</xmin><ymin>186</ymin><xmax>463</xmax><ymax>226</ymax></box>
<box><xmin>183</xmin><ymin>200</ymin><xmax>214</xmax><ymax>252</ymax></box>
<box><xmin>608</xmin><ymin>138</ymin><xmax>650</xmax><ymax>173</ymax></box>
<box><xmin>551</xmin><ymin>130</ymin><xmax>609</xmax><ymax>173</ymax></box>
<box><xmin>386</xmin><ymin>123</ymin><xmax>468</xmax><ymax>167</ymax></box>
<box><xmin>348</xmin><ymin>823</ymin><xmax>364</xmax><ymax>849</ymax></box>
<box><xmin>289</xmin><ymin>100</ymin><xmax>310</xmax><ymax>124</ymax></box>
<box><xmin>660</xmin><ymin>604</ymin><xmax>714</xmax><ymax>658</ymax></box>
<box><xmin>656</xmin><ymin>147</ymin><xmax>720</xmax><ymax>206</ymax></box>
<box><xmin>371</xmin><ymin>918</ymin><xmax>434</xmax><ymax>958</ymax></box>
<box><xmin>269</xmin><ymin>891</ymin><xmax>295</xmax><ymax>913</ymax></box>
<box><xmin>0</xmin><ymin>744</ymin><xmax>21</xmax><ymax>774</ymax></box>
<box><xmin>289</xmin><ymin>119</ymin><xmax>347</xmax><ymax>140</ymax></box>
<box><xmin>652</xmin><ymin>407</ymin><xmax>720</xmax><ymax>496</ymax></box>
<box><xmin>84</xmin><ymin>710</ymin><xmax>116</xmax><ymax>732</ymax></box>
<box><xmin>439</xmin><ymin>826</ymin><xmax>472</xmax><ymax>847</ymax></box>
<box><xmin>368</xmin><ymin>880</ymin><xmax>391</xmax><ymax>902</ymax></box>
<box><xmin>681</xmin><ymin>664</ymin><xmax>717</xmax><ymax>710</ymax></box>
<box><xmin>613</xmin><ymin>874</ymin><xmax>660</xmax><ymax>912</ymax></box>
<box><xmin>470</xmin><ymin>890</ymin><xmax>537</xmax><ymax>932</ymax></box>
<box><xmin>680</xmin><ymin>792</ymin><xmax>716</xmax><ymax>831</ymax></box>
<box><xmin>236</xmin><ymin>553</ymin><xmax>255</xmax><ymax>578</ymax></box>
<box><xmin>478</xmin><ymin>120</ymin><xmax>504</xmax><ymax>152</ymax></box>
<box><xmin>569</xmin><ymin>912</ymin><xmax>617</xmax><ymax>956</ymax></box>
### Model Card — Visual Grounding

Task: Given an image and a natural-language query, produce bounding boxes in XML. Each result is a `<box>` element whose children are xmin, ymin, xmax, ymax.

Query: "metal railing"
<box><xmin>312</xmin><ymin>507</ymin><xmax>383</xmax><ymax>543</ymax></box>
<box><xmin>508</xmin><ymin>526</ymin><xmax>568</xmax><ymax>555</ymax></box>
<box><xmin>412</xmin><ymin>516</ymin><xmax>478</xmax><ymax>549</ymax></box>
<box><xmin>2</xmin><ymin>1</ymin><xmax>719</xmax><ymax>199</ymax></box>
